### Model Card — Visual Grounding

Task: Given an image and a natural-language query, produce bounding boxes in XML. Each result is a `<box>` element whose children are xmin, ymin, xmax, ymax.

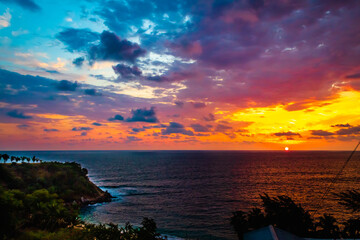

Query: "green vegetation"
<box><xmin>231</xmin><ymin>192</ymin><xmax>360</xmax><ymax>239</ymax></box>
<box><xmin>0</xmin><ymin>159</ymin><xmax>110</xmax><ymax>204</ymax></box>
<box><xmin>0</xmin><ymin>157</ymin><xmax>166</xmax><ymax>240</ymax></box>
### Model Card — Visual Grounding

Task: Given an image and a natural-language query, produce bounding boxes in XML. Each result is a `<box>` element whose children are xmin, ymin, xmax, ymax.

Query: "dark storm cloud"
<box><xmin>191</xmin><ymin>124</ymin><xmax>211</xmax><ymax>132</ymax></box>
<box><xmin>125</xmin><ymin>107</ymin><xmax>159</xmax><ymax>123</ymax></box>
<box><xmin>331</xmin><ymin>123</ymin><xmax>352</xmax><ymax>128</ymax></box>
<box><xmin>84</xmin><ymin>89</ymin><xmax>102</xmax><ymax>96</ymax></box>
<box><xmin>112</xmin><ymin>64</ymin><xmax>142</xmax><ymax>79</ymax></box>
<box><xmin>311</xmin><ymin>130</ymin><xmax>334</xmax><ymax>136</ymax></box>
<box><xmin>72</xmin><ymin>127</ymin><xmax>93</xmax><ymax>131</ymax></box>
<box><xmin>1</xmin><ymin>0</ymin><xmax>41</xmax><ymax>11</ymax></box>
<box><xmin>335</xmin><ymin>126</ymin><xmax>360</xmax><ymax>135</ymax></box>
<box><xmin>108</xmin><ymin>114</ymin><xmax>124</xmax><ymax>121</ymax></box>
<box><xmin>161</xmin><ymin>122</ymin><xmax>194</xmax><ymax>136</ymax></box>
<box><xmin>57</xmin><ymin>28</ymin><xmax>146</xmax><ymax>65</ymax></box>
<box><xmin>56</xmin><ymin>28</ymin><xmax>99</xmax><ymax>52</ymax></box>
<box><xmin>88</xmin><ymin>31</ymin><xmax>146</xmax><ymax>64</ymax></box>
<box><xmin>274</xmin><ymin>131</ymin><xmax>301</xmax><ymax>137</ymax></box>
<box><xmin>72</xmin><ymin>57</ymin><xmax>85</xmax><ymax>67</ymax></box>
<box><xmin>55</xmin><ymin>80</ymin><xmax>78</xmax><ymax>91</ymax></box>
<box><xmin>7</xmin><ymin>110</ymin><xmax>32</xmax><ymax>119</ymax></box>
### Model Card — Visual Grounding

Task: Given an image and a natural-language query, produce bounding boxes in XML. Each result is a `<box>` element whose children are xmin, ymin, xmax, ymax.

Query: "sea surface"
<box><xmin>4</xmin><ymin>150</ymin><xmax>360</xmax><ymax>239</ymax></box>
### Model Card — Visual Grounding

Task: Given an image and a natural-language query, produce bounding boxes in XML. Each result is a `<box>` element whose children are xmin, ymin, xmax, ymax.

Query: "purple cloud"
<box><xmin>7</xmin><ymin>110</ymin><xmax>32</xmax><ymax>119</ymax></box>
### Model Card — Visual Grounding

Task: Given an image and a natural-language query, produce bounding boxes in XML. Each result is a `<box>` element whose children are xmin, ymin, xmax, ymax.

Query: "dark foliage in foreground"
<box><xmin>335</xmin><ymin>189</ymin><xmax>360</xmax><ymax>212</ymax></box>
<box><xmin>231</xmin><ymin>193</ymin><xmax>360</xmax><ymax>239</ymax></box>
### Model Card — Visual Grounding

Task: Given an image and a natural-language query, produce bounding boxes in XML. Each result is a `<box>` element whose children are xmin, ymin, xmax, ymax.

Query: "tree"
<box><xmin>315</xmin><ymin>214</ymin><xmax>340</xmax><ymax>238</ymax></box>
<box><xmin>231</xmin><ymin>194</ymin><xmax>314</xmax><ymax>239</ymax></box>
<box><xmin>2</xmin><ymin>154</ymin><xmax>9</xmax><ymax>163</ymax></box>
<box><xmin>343</xmin><ymin>218</ymin><xmax>360</xmax><ymax>238</ymax></box>
<box><xmin>335</xmin><ymin>189</ymin><xmax>360</xmax><ymax>212</ymax></box>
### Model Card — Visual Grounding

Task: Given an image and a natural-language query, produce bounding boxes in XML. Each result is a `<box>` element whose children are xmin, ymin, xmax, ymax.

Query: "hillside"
<box><xmin>0</xmin><ymin>161</ymin><xmax>111</xmax><ymax>205</ymax></box>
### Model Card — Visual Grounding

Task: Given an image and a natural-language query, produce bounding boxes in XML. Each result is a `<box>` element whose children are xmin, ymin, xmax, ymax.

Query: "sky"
<box><xmin>0</xmin><ymin>0</ymin><xmax>360</xmax><ymax>150</ymax></box>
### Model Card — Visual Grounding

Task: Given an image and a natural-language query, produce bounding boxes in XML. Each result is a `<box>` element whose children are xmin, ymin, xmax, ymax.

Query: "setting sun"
<box><xmin>285</xmin><ymin>147</ymin><xmax>289</xmax><ymax>151</ymax></box>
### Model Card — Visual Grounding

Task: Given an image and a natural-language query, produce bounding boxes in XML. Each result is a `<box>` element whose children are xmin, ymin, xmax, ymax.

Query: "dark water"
<box><xmin>4</xmin><ymin>151</ymin><xmax>360</xmax><ymax>239</ymax></box>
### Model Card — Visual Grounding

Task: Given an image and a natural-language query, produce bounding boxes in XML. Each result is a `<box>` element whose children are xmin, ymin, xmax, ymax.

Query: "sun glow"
<box><xmin>285</xmin><ymin>147</ymin><xmax>289</xmax><ymax>151</ymax></box>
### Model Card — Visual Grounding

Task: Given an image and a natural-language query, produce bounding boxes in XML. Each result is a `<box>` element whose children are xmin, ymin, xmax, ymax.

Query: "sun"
<box><xmin>285</xmin><ymin>147</ymin><xmax>289</xmax><ymax>151</ymax></box>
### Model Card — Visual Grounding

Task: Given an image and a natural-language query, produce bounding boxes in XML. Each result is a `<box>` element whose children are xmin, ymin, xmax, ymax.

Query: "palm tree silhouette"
<box><xmin>2</xmin><ymin>154</ymin><xmax>9</xmax><ymax>163</ymax></box>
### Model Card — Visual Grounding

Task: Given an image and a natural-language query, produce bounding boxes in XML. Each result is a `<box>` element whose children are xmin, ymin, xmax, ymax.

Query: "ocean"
<box><xmin>3</xmin><ymin>150</ymin><xmax>360</xmax><ymax>239</ymax></box>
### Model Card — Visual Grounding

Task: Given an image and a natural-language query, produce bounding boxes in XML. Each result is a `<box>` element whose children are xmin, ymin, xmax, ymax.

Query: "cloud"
<box><xmin>44</xmin><ymin>128</ymin><xmax>59</xmax><ymax>132</ymax></box>
<box><xmin>40</xmin><ymin>68</ymin><xmax>60</xmax><ymax>74</ymax></box>
<box><xmin>274</xmin><ymin>131</ymin><xmax>301</xmax><ymax>137</ymax></box>
<box><xmin>11</xmin><ymin>28</ymin><xmax>29</xmax><ymax>36</ymax></box>
<box><xmin>161</xmin><ymin>122</ymin><xmax>194</xmax><ymax>136</ymax></box>
<box><xmin>311</xmin><ymin>130</ymin><xmax>334</xmax><ymax>136</ymax></box>
<box><xmin>145</xmin><ymin>75</ymin><xmax>168</xmax><ymax>82</ymax></box>
<box><xmin>57</xmin><ymin>29</ymin><xmax>146</xmax><ymax>65</ymax></box>
<box><xmin>215</xmin><ymin>124</ymin><xmax>232</xmax><ymax>132</ymax></box>
<box><xmin>7</xmin><ymin>110</ymin><xmax>32</xmax><ymax>119</ymax></box>
<box><xmin>346</xmin><ymin>73</ymin><xmax>360</xmax><ymax>79</ymax></box>
<box><xmin>0</xmin><ymin>8</ymin><xmax>11</xmax><ymax>29</ymax></box>
<box><xmin>190</xmin><ymin>101</ymin><xmax>206</xmax><ymax>108</ymax></box>
<box><xmin>336</xmin><ymin>126</ymin><xmax>360</xmax><ymax>135</ymax></box>
<box><xmin>1</xmin><ymin>0</ymin><xmax>40</xmax><ymax>11</ymax></box>
<box><xmin>126</xmin><ymin>136</ymin><xmax>142</xmax><ymax>142</ymax></box>
<box><xmin>204</xmin><ymin>113</ymin><xmax>215</xmax><ymax>121</ymax></box>
<box><xmin>72</xmin><ymin>127</ymin><xmax>93</xmax><ymax>131</ymax></box>
<box><xmin>108</xmin><ymin>114</ymin><xmax>124</xmax><ymax>121</ymax></box>
<box><xmin>112</xmin><ymin>63</ymin><xmax>142</xmax><ymax>79</ymax></box>
<box><xmin>55</xmin><ymin>80</ymin><xmax>78</xmax><ymax>91</ymax></box>
<box><xmin>89</xmin><ymin>74</ymin><xmax>114</xmax><ymax>81</ymax></box>
<box><xmin>191</xmin><ymin>124</ymin><xmax>211</xmax><ymax>132</ymax></box>
<box><xmin>56</xmin><ymin>28</ymin><xmax>99</xmax><ymax>52</ymax></box>
<box><xmin>174</xmin><ymin>101</ymin><xmax>184</xmax><ymax>108</ymax></box>
<box><xmin>17</xmin><ymin>124</ymin><xmax>30</xmax><ymax>129</ymax></box>
<box><xmin>72</xmin><ymin>57</ymin><xmax>85</xmax><ymax>67</ymax></box>
<box><xmin>130</xmin><ymin>124</ymin><xmax>167</xmax><ymax>133</ymax></box>
<box><xmin>132</xmin><ymin>127</ymin><xmax>146</xmax><ymax>133</ymax></box>
<box><xmin>92</xmin><ymin>122</ymin><xmax>102</xmax><ymax>126</ymax></box>
<box><xmin>331</xmin><ymin>123</ymin><xmax>352</xmax><ymax>128</ymax></box>
<box><xmin>125</xmin><ymin>107</ymin><xmax>159</xmax><ymax>123</ymax></box>
<box><xmin>84</xmin><ymin>89</ymin><xmax>102</xmax><ymax>96</ymax></box>
<box><xmin>88</xmin><ymin>31</ymin><xmax>146</xmax><ymax>64</ymax></box>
